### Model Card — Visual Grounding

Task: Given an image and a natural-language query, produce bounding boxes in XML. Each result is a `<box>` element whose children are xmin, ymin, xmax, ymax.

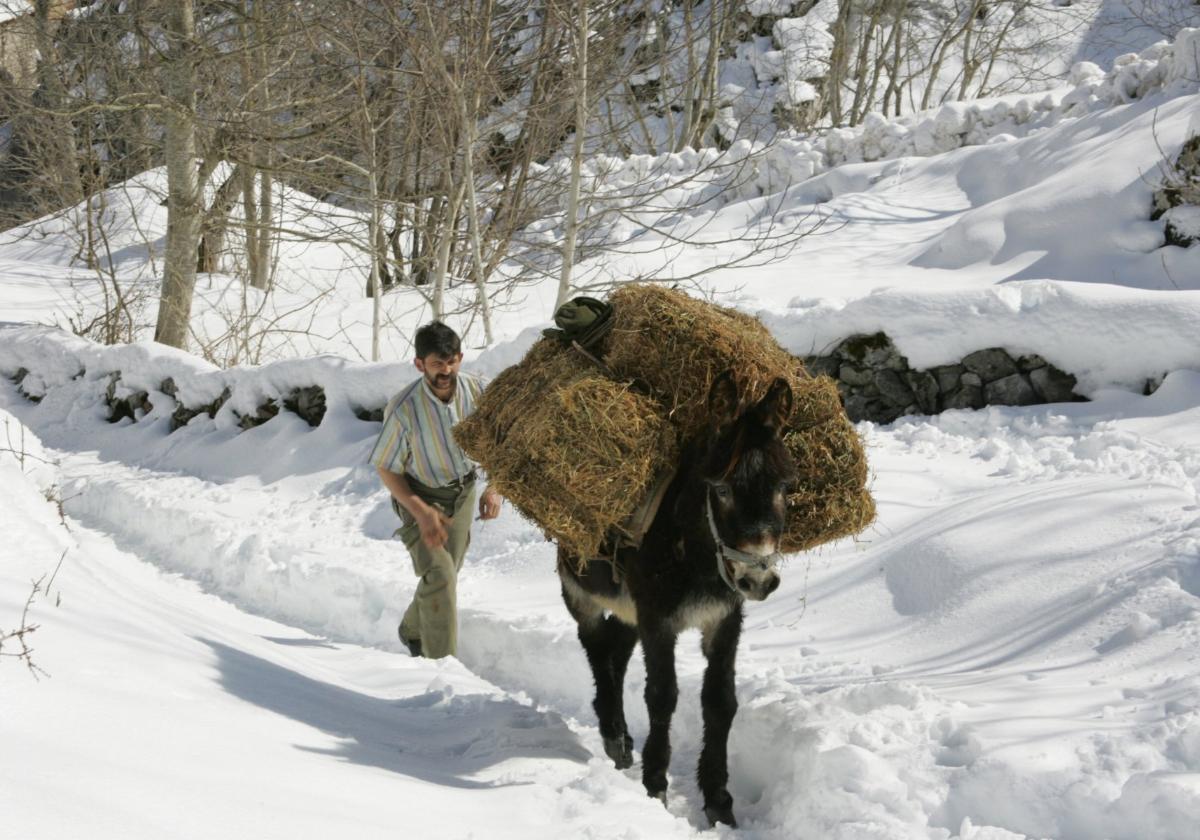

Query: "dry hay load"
<box><xmin>779</xmin><ymin>376</ymin><xmax>874</xmax><ymax>552</ymax></box>
<box><xmin>602</xmin><ymin>285</ymin><xmax>874</xmax><ymax>553</ymax></box>
<box><xmin>454</xmin><ymin>284</ymin><xmax>874</xmax><ymax>559</ymax></box>
<box><xmin>453</xmin><ymin>338</ymin><xmax>679</xmax><ymax>559</ymax></box>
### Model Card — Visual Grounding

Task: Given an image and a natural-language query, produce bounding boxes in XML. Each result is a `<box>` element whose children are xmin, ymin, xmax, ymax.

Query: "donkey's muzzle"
<box><xmin>737</xmin><ymin>571</ymin><xmax>781</xmax><ymax>601</ymax></box>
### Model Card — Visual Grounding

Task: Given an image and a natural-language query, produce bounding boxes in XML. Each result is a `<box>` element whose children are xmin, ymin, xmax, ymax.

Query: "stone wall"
<box><xmin>8</xmin><ymin>331</ymin><xmax>1089</xmax><ymax>432</ymax></box>
<box><xmin>805</xmin><ymin>333</ymin><xmax>1083</xmax><ymax>424</ymax></box>
<box><xmin>1153</xmin><ymin>134</ymin><xmax>1200</xmax><ymax>249</ymax></box>
<box><xmin>9</xmin><ymin>366</ymin><xmax>332</xmax><ymax>431</ymax></box>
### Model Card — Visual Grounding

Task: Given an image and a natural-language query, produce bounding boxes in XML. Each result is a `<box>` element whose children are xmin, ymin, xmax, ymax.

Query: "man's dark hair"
<box><xmin>414</xmin><ymin>321</ymin><xmax>461</xmax><ymax>359</ymax></box>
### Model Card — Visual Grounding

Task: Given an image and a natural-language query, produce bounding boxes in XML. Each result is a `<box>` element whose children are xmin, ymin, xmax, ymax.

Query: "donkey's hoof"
<box><xmin>704</xmin><ymin>803</ymin><xmax>737</xmax><ymax>828</ymax></box>
<box><xmin>602</xmin><ymin>734</ymin><xmax>633</xmax><ymax>769</ymax></box>
<box><xmin>648</xmin><ymin>788</ymin><xmax>667</xmax><ymax>806</ymax></box>
<box><xmin>704</xmin><ymin>791</ymin><xmax>737</xmax><ymax>828</ymax></box>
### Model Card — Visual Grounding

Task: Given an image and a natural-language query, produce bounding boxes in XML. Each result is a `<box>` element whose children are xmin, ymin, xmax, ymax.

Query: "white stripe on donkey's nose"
<box><xmin>738</xmin><ymin>539</ymin><xmax>778</xmax><ymax>557</ymax></box>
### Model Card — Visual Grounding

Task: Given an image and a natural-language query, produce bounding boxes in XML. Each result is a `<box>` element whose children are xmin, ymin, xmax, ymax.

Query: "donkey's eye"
<box><xmin>711</xmin><ymin>483</ymin><xmax>732</xmax><ymax>500</ymax></box>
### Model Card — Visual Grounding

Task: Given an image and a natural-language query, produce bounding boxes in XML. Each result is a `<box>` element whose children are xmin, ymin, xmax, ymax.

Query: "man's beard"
<box><xmin>427</xmin><ymin>371</ymin><xmax>457</xmax><ymax>393</ymax></box>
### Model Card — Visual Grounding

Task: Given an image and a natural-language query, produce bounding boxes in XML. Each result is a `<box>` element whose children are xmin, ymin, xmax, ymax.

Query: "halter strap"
<box><xmin>705</xmin><ymin>494</ymin><xmax>781</xmax><ymax>594</ymax></box>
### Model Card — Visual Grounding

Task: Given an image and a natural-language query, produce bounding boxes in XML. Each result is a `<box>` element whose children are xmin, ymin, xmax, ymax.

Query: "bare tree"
<box><xmin>30</xmin><ymin>0</ymin><xmax>83</xmax><ymax>204</ymax></box>
<box><xmin>154</xmin><ymin>0</ymin><xmax>203</xmax><ymax>349</ymax></box>
<box><xmin>556</xmin><ymin>0</ymin><xmax>588</xmax><ymax>311</ymax></box>
<box><xmin>0</xmin><ymin>0</ymin><xmax>1120</xmax><ymax>361</ymax></box>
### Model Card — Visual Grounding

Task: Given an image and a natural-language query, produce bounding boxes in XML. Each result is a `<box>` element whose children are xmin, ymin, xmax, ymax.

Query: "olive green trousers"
<box><xmin>395</xmin><ymin>477</ymin><xmax>476</xmax><ymax>659</ymax></box>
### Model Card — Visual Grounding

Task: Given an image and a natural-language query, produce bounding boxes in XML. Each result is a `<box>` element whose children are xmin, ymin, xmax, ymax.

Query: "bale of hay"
<box><xmin>602</xmin><ymin>284</ymin><xmax>808</xmax><ymax>436</ymax></box>
<box><xmin>456</xmin><ymin>284</ymin><xmax>874</xmax><ymax>561</ymax></box>
<box><xmin>454</xmin><ymin>338</ymin><xmax>677</xmax><ymax>559</ymax></box>
<box><xmin>780</xmin><ymin>376</ymin><xmax>875</xmax><ymax>552</ymax></box>
<box><xmin>601</xmin><ymin>284</ymin><xmax>874</xmax><ymax>550</ymax></box>
<box><xmin>454</xmin><ymin>338</ymin><xmax>582</xmax><ymax>449</ymax></box>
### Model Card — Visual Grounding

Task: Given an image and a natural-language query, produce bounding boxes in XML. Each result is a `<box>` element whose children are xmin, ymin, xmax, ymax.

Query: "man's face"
<box><xmin>415</xmin><ymin>351</ymin><xmax>463</xmax><ymax>398</ymax></box>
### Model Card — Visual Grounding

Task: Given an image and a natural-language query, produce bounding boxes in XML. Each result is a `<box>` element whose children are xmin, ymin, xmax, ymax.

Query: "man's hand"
<box><xmin>479</xmin><ymin>486</ymin><xmax>502</xmax><ymax>520</ymax></box>
<box><xmin>415</xmin><ymin>504</ymin><xmax>452</xmax><ymax>548</ymax></box>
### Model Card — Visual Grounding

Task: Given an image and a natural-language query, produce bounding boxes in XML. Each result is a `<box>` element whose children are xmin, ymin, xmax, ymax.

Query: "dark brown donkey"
<box><xmin>558</xmin><ymin>371</ymin><xmax>798</xmax><ymax>827</ymax></box>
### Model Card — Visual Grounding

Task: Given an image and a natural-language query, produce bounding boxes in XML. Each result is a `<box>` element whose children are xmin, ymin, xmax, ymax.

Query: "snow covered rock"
<box><xmin>808</xmin><ymin>334</ymin><xmax>1081</xmax><ymax>422</ymax></box>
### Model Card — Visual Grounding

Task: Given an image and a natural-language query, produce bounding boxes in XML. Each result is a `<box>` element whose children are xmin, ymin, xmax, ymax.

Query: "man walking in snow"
<box><xmin>369</xmin><ymin>322</ymin><xmax>502</xmax><ymax>659</ymax></box>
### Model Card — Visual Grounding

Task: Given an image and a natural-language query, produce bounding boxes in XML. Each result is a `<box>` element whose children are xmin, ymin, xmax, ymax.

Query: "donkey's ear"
<box><xmin>707</xmin><ymin>370</ymin><xmax>740</xmax><ymax>432</ymax></box>
<box><xmin>755</xmin><ymin>377</ymin><xmax>793</xmax><ymax>431</ymax></box>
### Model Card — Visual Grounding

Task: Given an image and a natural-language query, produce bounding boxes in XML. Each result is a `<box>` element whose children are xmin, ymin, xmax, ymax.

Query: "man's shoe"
<box><xmin>398</xmin><ymin>626</ymin><xmax>422</xmax><ymax>658</ymax></box>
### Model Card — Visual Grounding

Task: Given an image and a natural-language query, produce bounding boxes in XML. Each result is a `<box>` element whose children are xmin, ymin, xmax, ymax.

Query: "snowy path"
<box><xmin>5</xmin><ymin>372</ymin><xmax>1200</xmax><ymax>839</ymax></box>
<box><xmin>1</xmin><ymin>402</ymin><xmax>691</xmax><ymax>840</ymax></box>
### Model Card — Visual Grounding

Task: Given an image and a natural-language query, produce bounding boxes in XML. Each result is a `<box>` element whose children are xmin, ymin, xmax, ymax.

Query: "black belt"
<box><xmin>443</xmin><ymin>469</ymin><xmax>477</xmax><ymax>489</ymax></box>
<box><xmin>404</xmin><ymin>470</ymin><xmax>476</xmax><ymax>492</ymax></box>
<box><xmin>396</xmin><ymin>472</ymin><xmax>476</xmax><ymax>521</ymax></box>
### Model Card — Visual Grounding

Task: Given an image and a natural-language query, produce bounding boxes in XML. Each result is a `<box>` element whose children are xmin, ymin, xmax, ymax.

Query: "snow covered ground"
<box><xmin>3</xmin><ymin>29</ymin><xmax>1200</xmax><ymax>840</ymax></box>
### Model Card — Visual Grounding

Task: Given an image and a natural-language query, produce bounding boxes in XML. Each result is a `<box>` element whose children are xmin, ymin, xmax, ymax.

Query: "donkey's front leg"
<box><xmin>587</xmin><ymin>615</ymin><xmax>638</xmax><ymax>768</ymax></box>
<box><xmin>698</xmin><ymin>605</ymin><xmax>743</xmax><ymax>827</ymax></box>
<box><xmin>639</xmin><ymin>617</ymin><xmax>679</xmax><ymax>803</ymax></box>
<box><xmin>561</xmin><ymin>581</ymin><xmax>637</xmax><ymax>769</ymax></box>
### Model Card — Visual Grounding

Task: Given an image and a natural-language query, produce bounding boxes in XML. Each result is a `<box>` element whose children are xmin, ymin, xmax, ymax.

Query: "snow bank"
<box><xmin>0</xmin><ymin>324</ymin><xmax>415</xmax><ymax>435</ymax></box>
<box><xmin>0</xmin><ymin>405</ymin><xmax>56</xmax><ymax>498</ymax></box>
<box><xmin>763</xmin><ymin>281</ymin><xmax>1200</xmax><ymax>394</ymax></box>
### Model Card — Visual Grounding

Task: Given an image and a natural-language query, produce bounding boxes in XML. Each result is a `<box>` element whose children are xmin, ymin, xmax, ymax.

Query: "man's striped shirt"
<box><xmin>368</xmin><ymin>372</ymin><xmax>486</xmax><ymax>487</ymax></box>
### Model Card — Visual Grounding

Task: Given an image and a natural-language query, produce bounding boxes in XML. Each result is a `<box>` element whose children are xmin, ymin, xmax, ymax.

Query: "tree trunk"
<box><xmin>251</xmin><ymin>23</ymin><xmax>274</xmax><ymax>292</ymax></box>
<box><xmin>154</xmin><ymin>0</ymin><xmax>203</xmax><ymax>350</ymax></box>
<box><xmin>825</xmin><ymin>1</ymin><xmax>855</xmax><ymax>125</ymax></box>
<box><xmin>460</xmin><ymin>96</ymin><xmax>493</xmax><ymax>345</ymax></box>
<box><xmin>556</xmin><ymin>0</ymin><xmax>588</xmax><ymax>312</ymax></box>
<box><xmin>32</xmin><ymin>0</ymin><xmax>83</xmax><ymax>205</ymax></box>
<box><xmin>690</xmin><ymin>0</ymin><xmax>729</xmax><ymax>149</ymax></box>
<box><xmin>251</xmin><ymin>168</ymin><xmax>273</xmax><ymax>290</ymax></box>
<box><xmin>430</xmin><ymin>177</ymin><xmax>466</xmax><ymax>321</ymax></box>
<box><xmin>197</xmin><ymin>164</ymin><xmax>247</xmax><ymax>274</ymax></box>
<box><xmin>369</xmin><ymin>167</ymin><xmax>382</xmax><ymax>360</ymax></box>
<box><xmin>241</xmin><ymin>164</ymin><xmax>260</xmax><ymax>290</ymax></box>
<box><xmin>130</xmin><ymin>0</ymin><xmax>156</xmax><ymax>175</ymax></box>
<box><xmin>847</xmin><ymin>4</ymin><xmax>883</xmax><ymax>125</ymax></box>
<box><xmin>675</xmin><ymin>0</ymin><xmax>697</xmax><ymax>154</ymax></box>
